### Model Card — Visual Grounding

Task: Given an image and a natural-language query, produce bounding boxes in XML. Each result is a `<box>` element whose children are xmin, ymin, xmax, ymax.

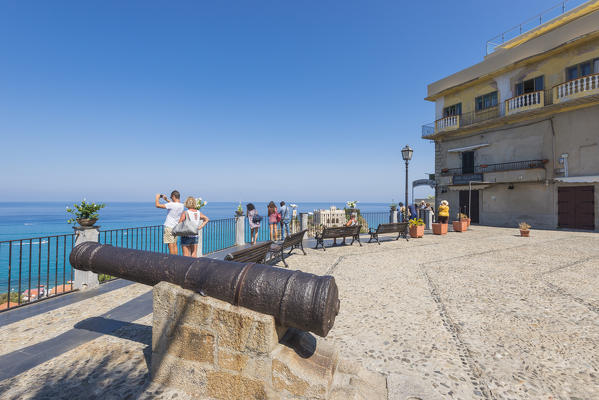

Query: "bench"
<box><xmin>269</xmin><ymin>230</ymin><xmax>307</xmax><ymax>267</ymax></box>
<box><xmin>314</xmin><ymin>225</ymin><xmax>362</xmax><ymax>250</ymax></box>
<box><xmin>224</xmin><ymin>241</ymin><xmax>273</xmax><ymax>264</ymax></box>
<box><xmin>368</xmin><ymin>222</ymin><xmax>409</xmax><ymax>244</ymax></box>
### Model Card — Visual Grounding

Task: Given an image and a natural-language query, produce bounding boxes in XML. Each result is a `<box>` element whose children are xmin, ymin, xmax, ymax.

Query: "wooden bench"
<box><xmin>314</xmin><ymin>225</ymin><xmax>362</xmax><ymax>250</ymax></box>
<box><xmin>368</xmin><ymin>222</ymin><xmax>409</xmax><ymax>244</ymax></box>
<box><xmin>269</xmin><ymin>230</ymin><xmax>307</xmax><ymax>267</ymax></box>
<box><xmin>224</xmin><ymin>241</ymin><xmax>273</xmax><ymax>264</ymax></box>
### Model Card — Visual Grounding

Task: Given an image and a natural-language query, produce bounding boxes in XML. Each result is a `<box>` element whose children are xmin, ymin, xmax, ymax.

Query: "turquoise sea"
<box><xmin>0</xmin><ymin>202</ymin><xmax>390</xmax><ymax>296</ymax></box>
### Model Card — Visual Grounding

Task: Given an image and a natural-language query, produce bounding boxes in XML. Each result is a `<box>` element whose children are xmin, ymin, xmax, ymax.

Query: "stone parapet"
<box><xmin>151</xmin><ymin>281</ymin><xmax>386</xmax><ymax>399</ymax></box>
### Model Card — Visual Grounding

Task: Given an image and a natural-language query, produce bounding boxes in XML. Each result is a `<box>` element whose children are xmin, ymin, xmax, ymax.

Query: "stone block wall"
<box><xmin>151</xmin><ymin>281</ymin><xmax>386</xmax><ymax>400</ymax></box>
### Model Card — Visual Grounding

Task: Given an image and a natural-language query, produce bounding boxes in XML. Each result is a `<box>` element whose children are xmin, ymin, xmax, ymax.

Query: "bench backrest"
<box><xmin>321</xmin><ymin>225</ymin><xmax>361</xmax><ymax>238</ymax></box>
<box><xmin>376</xmin><ymin>222</ymin><xmax>408</xmax><ymax>234</ymax></box>
<box><xmin>282</xmin><ymin>230</ymin><xmax>307</xmax><ymax>248</ymax></box>
<box><xmin>224</xmin><ymin>241</ymin><xmax>273</xmax><ymax>263</ymax></box>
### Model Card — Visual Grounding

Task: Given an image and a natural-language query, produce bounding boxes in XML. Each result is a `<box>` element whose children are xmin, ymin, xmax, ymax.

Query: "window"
<box><xmin>443</xmin><ymin>103</ymin><xmax>461</xmax><ymax>117</ymax></box>
<box><xmin>515</xmin><ymin>76</ymin><xmax>544</xmax><ymax>96</ymax></box>
<box><xmin>566</xmin><ymin>59</ymin><xmax>599</xmax><ymax>80</ymax></box>
<box><xmin>475</xmin><ymin>91</ymin><xmax>498</xmax><ymax>111</ymax></box>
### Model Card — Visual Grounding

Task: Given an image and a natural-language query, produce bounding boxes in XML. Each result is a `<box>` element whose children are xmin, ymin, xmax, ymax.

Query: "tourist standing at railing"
<box><xmin>155</xmin><ymin>191</ymin><xmax>184</xmax><ymax>255</ymax></box>
<box><xmin>267</xmin><ymin>201</ymin><xmax>279</xmax><ymax>241</ymax></box>
<box><xmin>279</xmin><ymin>201</ymin><xmax>290</xmax><ymax>240</ymax></box>
<box><xmin>178</xmin><ymin>196</ymin><xmax>209</xmax><ymax>258</ymax></box>
<box><xmin>437</xmin><ymin>200</ymin><xmax>449</xmax><ymax>224</ymax></box>
<box><xmin>398</xmin><ymin>202</ymin><xmax>405</xmax><ymax>222</ymax></box>
<box><xmin>246</xmin><ymin>203</ymin><xmax>261</xmax><ymax>245</ymax></box>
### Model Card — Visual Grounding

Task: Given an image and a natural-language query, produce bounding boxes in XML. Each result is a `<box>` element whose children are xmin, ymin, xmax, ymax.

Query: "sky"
<box><xmin>0</xmin><ymin>0</ymin><xmax>562</xmax><ymax>202</ymax></box>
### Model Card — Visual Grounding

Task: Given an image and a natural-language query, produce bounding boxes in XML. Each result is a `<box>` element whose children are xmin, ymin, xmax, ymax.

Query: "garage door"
<box><xmin>558</xmin><ymin>186</ymin><xmax>595</xmax><ymax>230</ymax></box>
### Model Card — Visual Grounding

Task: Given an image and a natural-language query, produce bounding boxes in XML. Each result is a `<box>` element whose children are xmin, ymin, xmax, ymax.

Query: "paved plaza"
<box><xmin>0</xmin><ymin>226</ymin><xmax>598</xmax><ymax>399</ymax></box>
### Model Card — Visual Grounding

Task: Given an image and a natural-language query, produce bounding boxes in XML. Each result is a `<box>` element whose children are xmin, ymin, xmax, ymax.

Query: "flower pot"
<box><xmin>409</xmin><ymin>225</ymin><xmax>424</xmax><ymax>238</ymax></box>
<box><xmin>466</xmin><ymin>218</ymin><xmax>471</xmax><ymax>227</ymax></box>
<box><xmin>520</xmin><ymin>229</ymin><xmax>530</xmax><ymax>237</ymax></box>
<box><xmin>432</xmin><ymin>223</ymin><xmax>448</xmax><ymax>235</ymax></box>
<box><xmin>235</xmin><ymin>211</ymin><xmax>244</xmax><ymax>217</ymax></box>
<box><xmin>77</xmin><ymin>218</ymin><xmax>97</xmax><ymax>227</ymax></box>
<box><xmin>452</xmin><ymin>220</ymin><xmax>467</xmax><ymax>232</ymax></box>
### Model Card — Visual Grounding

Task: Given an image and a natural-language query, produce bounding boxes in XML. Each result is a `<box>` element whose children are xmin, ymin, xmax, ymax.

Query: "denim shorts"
<box><xmin>181</xmin><ymin>235</ymin><xmax>198</xmax><ymax>245</ymax></box>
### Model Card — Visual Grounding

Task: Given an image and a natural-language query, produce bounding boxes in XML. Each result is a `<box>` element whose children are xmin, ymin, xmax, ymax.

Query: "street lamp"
<box><xmin>401</xmin><ymin>145</ymin><xmax>413</xmax><ymax>222</ymax></box>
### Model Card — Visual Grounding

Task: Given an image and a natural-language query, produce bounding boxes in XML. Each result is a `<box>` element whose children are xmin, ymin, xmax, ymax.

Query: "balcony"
<box><xmin>505</xmin><ymin>91</ymin><xmax>544</xmax><ymax>115</ymax></box>
<box><xmin>441</xmin><ymin>159</ymin><xmax>547</xmax><ymax>184</ymax></box>
<box><xmin>553</xmin><ymin>73</ymin><xmax>599</xmax><ymax>104</ymax></box>
<box><xmin>435</xmin><ymin>115</ymin><xmax>460</xmax><ymax>132</ymax></box>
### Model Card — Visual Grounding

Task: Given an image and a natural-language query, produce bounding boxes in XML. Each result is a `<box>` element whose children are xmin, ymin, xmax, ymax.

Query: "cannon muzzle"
<box><xmin>70</xmin><ymin>242</ymin><xmax>340</xmax><ymax>337</ymax></box>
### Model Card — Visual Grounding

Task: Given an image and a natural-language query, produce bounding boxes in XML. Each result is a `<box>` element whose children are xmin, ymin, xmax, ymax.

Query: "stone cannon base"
<box><xmin>151</xmin><ymin>281</ymin><xmax>387</xmax><ymax>400</ymax></box>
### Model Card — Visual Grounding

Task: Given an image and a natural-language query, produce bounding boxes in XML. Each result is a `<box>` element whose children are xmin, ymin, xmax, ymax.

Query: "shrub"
<box><xmin>409</xmin><ymin>218</ymin><xmax>424</xmax><ymax>227</ymax></box>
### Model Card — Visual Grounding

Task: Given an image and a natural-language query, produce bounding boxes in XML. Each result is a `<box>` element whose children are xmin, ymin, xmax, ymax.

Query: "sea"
<box><xmin>0</xmin><ymin>201</ymin><xmax>390</xmax><ymax>295</ymax></box>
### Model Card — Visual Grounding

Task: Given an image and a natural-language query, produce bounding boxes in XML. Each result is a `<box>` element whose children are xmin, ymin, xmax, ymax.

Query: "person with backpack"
<box><xmin>246</xmin><ymin>203</ymin><xmax>261</xmax><ymax>244</ymax></box>
<box><xmin>279</xmin><ymin>201</ymin><xmax>290</xmax><ymax>240</ymax></box>
<box><xmin>177</xmin><ymin>196</ymin><xmax>209</xmax><ymax>257</ymax></box>
<box><xmin>267</xmin><ymin>201</ymin><xmax>279</xmax><ymax>241</ymax></box>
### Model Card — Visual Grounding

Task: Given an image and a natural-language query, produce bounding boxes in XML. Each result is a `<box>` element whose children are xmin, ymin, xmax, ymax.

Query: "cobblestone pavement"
<box><xmin>0</xmin><ymin>226</ymin><xmax>598</xmax><ymax>399</ymax></box>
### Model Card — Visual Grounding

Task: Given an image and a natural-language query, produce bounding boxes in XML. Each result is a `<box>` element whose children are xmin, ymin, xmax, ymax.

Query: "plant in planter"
<box><xmin>66</xmin><ymin>199</ymin><xmax>105</xmax><ymax>226</ymax></box>
<box><xmin>409</xmin><ymin>218</ymin><xmax>425</xmax><ymax>238</ymax></box>
<box><xmin>519</xmin><ymin>222</ymin><xmax>531</xmax><ymax>237</ymax></box>
<box><xmin>432</xmin><ymin>221</ymin><xmax>448</xmax><ymax>235</ymax></box>
<box><xmin>452</xmin><ymin>218</ymin><xmax>468</xmax><ymax>232</ymax></box>
<box><xmin>235</xmin><ymin>202</ymin><xmax>244</xmax><ymax>217</ymax></box>
<box><xmin>196</xmin><ymin>197</ymin><xmax>208</xmax><ymax>209</ymax></box>
<box><xmin>390</xmin><ymin>202</ymin><xmax>398</xmax><ymax>212</ymax></box>
<box><xmin>458</xmin><ymin>212</ymin><xmax>471</xmax><ymax>227</ymax></box>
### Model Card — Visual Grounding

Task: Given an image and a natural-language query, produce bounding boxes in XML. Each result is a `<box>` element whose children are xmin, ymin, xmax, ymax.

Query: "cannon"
<box><xmin>69</xmin><ymin>242</ymin><xmax>340</xmax><ymax>337</ymax></box>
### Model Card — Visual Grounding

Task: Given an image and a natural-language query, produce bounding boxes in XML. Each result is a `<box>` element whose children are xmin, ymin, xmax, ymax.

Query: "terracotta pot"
<box><xmin>452</xmin><ymin>220</ymin><xmax>468</xmax><ymax>232</ymax></box>
<box><xmin>432</xmin><ymin>223</ymin><xmax>448</xmax><ymax>235</ymax></box>
<box><xmin>409</xmin><ymin>225</ymin><xmax>424</xmax><ymax>238</ymax></box>
<box><xmin>466</xmin><ymin>218</ymin><xmax>471</xmax><ymax>227</ymax></box>
<box><xmin>77</xmin><ymin>218</ymin><xmax>97</xmax><ymax>227</ymax></box>
<box><xmin>520</xmin><ymin>229</ymin><xmax>530</xmax><ymax>237</ymax></box>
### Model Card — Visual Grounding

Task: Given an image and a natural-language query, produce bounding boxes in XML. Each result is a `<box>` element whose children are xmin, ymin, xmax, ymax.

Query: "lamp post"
<box><xmin>401</xmin><ymin>145</ymin><xmax>413</xmax><ymax>222</ymax></box>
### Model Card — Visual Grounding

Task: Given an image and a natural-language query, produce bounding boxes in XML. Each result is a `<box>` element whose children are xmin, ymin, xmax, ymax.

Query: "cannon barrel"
<box><xmin>69</xmin><ymin>242</ymin><xmax>340</xmax><ymax>337</ymax></box>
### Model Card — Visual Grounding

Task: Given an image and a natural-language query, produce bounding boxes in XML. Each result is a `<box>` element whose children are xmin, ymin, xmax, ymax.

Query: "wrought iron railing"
<box><xmin>440</xmin><ymin>159</ymin><xmax>547</xmax><ymax>176</ymax></box>
<box><xmin>203</xmin><ymin>218</ymin><xmax>236</xmax><ymax>255</ymax></box>
<box><xmin>0</xmin><ymin>234</ymin><xmax>76</xmax><ymax>311</ymax></box>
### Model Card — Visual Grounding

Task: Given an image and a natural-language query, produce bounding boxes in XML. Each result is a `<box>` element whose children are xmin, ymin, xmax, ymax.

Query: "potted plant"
<box><xmin>452</xmin><ymin>217</ymin><xmax>468</xmax><ymax>232</ymax></box>
<box><xmin>519</xmin><ymin>222</ymin><xmax>531</xmax><ymax>237</ymax></box>
<box><xmin>235</xmin><ymin>202</ymin><xmax>244</xmax><ymax>217</ymax></box>
<box><xmin>409</xmin><ymin>218</ymin><xmax>425</xmax><ymax>238</ymax></box>
<box><xmin>196</xmin><ymin>197</ymin><xmax>208</xmax><ymax>210</ymax></box>
<box><xmin>432</xmin><ymin>221</ymin><xmax>448</xmax><ymax>235</ymax></box>
<box><xmin>66</xmin><ymin>199</ymin><xmax>105</xmax><ymax>226</ymax></box>
<box><xmin>458</xmin><ymin>213</ymin><xmax>471</xmax><ymax>227</ymax></box>
<box><xmin>390</xmin><ymin>202</ymin><xmax>398</xmax><ymax>212</ymax></box>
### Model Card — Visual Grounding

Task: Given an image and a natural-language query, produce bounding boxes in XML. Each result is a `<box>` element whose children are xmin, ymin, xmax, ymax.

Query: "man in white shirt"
<box><xmin>155</xmin><ymin>190</ymin><xmax>184</xmax><ymax>255</ymax></box>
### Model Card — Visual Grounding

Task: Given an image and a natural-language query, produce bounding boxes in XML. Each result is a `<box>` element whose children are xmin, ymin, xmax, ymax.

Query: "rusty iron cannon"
<box><xmin>69</xmin><ymin>242</ymin><xmax>340</xmax><ymax>337</ymax></box>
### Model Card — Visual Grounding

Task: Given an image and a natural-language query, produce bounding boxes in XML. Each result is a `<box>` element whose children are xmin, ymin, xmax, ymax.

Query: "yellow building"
<box><xmin>424</xmin><ymin>0</ymin><xmax>599</xmax><ymax>231</ymax></box>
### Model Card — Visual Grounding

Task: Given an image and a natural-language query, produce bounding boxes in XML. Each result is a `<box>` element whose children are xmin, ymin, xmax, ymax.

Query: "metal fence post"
<box><xmin>235</xmin><ymin>216</ymin><xmax>245</xmax><ymax>247</ymax></box>
<box><xmin>73</xmin><ymin>226</ymin><xmax>100</xmax><ymax>290</ymax></box>
<box><xmin>197</xmin><ymin>228</ymin><xmax>204</xmax><ymax>257</ymax></box>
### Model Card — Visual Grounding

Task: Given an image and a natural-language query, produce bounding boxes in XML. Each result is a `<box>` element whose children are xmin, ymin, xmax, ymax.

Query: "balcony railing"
<box><xmin>505</xmin><ymin>91</ymin><xmax>544</xmax><ymax>115</ymax></box>
<box><xmin>440</xmin><ymin>159</ymin><xmax>547</xmax><ymax>176</ymax></box>
<box><xmin>435</xmin><ymin>115</ymin><xmax>460</xmax><ymax>132</ymax></box>
<box><xmin>554</xmin><ymin>73</ymin><xmax>599</xmax><ymax>103</ymax></box>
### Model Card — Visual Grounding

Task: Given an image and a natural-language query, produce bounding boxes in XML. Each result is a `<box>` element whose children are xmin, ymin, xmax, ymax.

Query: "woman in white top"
<box><xmin>178</xmin><ymin>196</ymin><xmax>209</xmax><ymax>257</ymax></box>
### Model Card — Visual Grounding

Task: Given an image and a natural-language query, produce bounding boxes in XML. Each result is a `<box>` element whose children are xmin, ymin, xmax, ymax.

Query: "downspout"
<box><xmin>549</xmin><ymin>118</ymin><xmax>557</xmax><ymax>228</ymax></box>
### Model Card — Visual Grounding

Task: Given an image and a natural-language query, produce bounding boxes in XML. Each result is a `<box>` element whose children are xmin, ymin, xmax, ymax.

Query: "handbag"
<box><xmin>172</xmin><ymin>212</ymin><xmax>198</xmax><ymax>236</ymax></box>
<box><xmin>276</xmin><ymin>212</ymin><xmax>281</xmax><ymax>223</ymax></box>
<box><xmin>252</xmin><ymin>214</ymin><xmax>263</xmax><ymax>223</ymax></box>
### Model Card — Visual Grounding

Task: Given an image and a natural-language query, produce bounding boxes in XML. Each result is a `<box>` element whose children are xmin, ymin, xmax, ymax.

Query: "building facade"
<box><xmin>313</xmin><ymin>206</ymin><xmax>347</xmax><ymax>228</ymax></box>
<box><xmin>423</xmin><ymin>0</ymin><xmax>599</xmax><ymax>231</ymax></box>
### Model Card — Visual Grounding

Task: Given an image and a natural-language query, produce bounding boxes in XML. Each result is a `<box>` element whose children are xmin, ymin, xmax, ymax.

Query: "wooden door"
<box><xmin>558</xmin><ymin>186</ymin><xmax>595</xmax><ymax>230</ymax></box>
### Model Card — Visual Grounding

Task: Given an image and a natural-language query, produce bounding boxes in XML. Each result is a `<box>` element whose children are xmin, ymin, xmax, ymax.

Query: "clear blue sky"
<box><xmin>0</xmin><ymin>0</ymin><xmax>557</xmax><ymax>202</ymax></box>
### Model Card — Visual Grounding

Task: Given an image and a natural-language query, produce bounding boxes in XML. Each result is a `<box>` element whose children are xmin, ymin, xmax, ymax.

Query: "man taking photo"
<box><xmin>155</xmin><ymin>191</ymin><xmax>183</xmax><ymax>255</ymax></box>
